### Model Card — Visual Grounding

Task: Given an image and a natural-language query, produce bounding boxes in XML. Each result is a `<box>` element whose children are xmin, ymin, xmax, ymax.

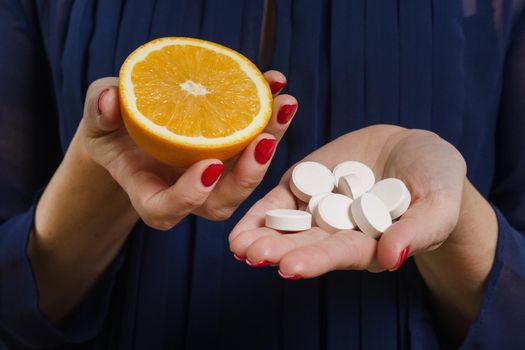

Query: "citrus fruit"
<box><xmin>119</xmin><ymin>37</ymin><xmax>273</xmax><ymax>167</ymax></box>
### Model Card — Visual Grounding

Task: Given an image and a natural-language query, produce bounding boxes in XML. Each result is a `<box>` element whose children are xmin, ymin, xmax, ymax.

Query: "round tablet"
<box><xmin>289</xmin><ymin>161</ymin><xmax>335</xmax><ymax>202</ymax></box>
<box><xmin>337</xmin><ymin>174</ymin><xmax>366</xmax><ymax>199</ymax></box>
<box><xmin>314</xmin><ymin>194</ymin><xmax>355</xmax><ymax>233</ymax></box>
<box><xmin>333</xmin><ymin>161</ymin><xmax>375</xmax><ymax>192</ymax></box>
<box><xmin>265</xmin><ymin>209</ymin><xmax>312</xmax><ymax>232</ymax></box>
<box><xmin>307</xmin><ymin>192</ymin><xmax>332</xmax><ymax>214</ymax></box>
<box><xmin>351</xmin><ymin>193</ymin><xmax>392</xmax><ymax>239</ymax></box>
<box><xmin>369</xmin><ymin>178</ymin><xmax>411</xmax><ymax>219</ymax></box>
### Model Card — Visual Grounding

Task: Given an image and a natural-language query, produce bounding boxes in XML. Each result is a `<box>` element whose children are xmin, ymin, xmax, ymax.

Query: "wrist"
<box><xmin>34</xmin><ymin>131</ymin><xmax>136</xmax><ymax>248</ymax></box>
<box><xmin>414</xmin><ymin>178</ymin><xmax>498</xmax><ymax>341</ymax></box>
<box><xmin>445</xmin><ymin>179</ymin><xmax>498</xmax><ymax>269</ymax></box>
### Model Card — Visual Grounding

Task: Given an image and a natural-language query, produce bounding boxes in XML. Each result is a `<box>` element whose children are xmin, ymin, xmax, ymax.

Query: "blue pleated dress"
<box><xmin>1</xmin><ymin>1</ymin><xmax>525</xmax><ymax>349</ymax></box>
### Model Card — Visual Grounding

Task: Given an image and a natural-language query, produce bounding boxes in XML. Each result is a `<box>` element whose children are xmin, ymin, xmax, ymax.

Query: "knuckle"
<box><xmin>138</xmin><ymin>206</ymin><xmax>174</xmax><ymax>231</ymax></box>
<box><xmin>236</xmin><ymin>175</ymin><xmax>261</xmax><ymax>192</ymax></box>
<box><xmin>137</xmin><ymin>195</ymin><xmax>153</xmax><ymax>215</ymax></box>
<box><xmin>212</xmin><ymin>208</ymin><xmax>233</xmax><ymax>221</ymax></box>
<box><xmin>142</xmin><ymin>216</ymin><xmax>164</xmax><ymax>231</ymax></box>
<box><xmin>204</xmin><ymin>205</ymin><xmax>235</xmax><ymax>221</ymax></box>
<box><xmin>178</xmin><ymin>191</ymin><xmax>207</xmax><ymax>208</ymax></box>
<box><xmin>143</xmin><ymin>215</ymin><xmax>176</xmax><ymax>231</ymax></box>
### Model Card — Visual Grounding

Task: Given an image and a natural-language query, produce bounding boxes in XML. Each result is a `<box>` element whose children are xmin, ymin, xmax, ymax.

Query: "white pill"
<box><xmin>333</xmin><ymin>161</ymin><xmax>375</xmax><ymax>192</ymax></box>
<box><xmin>307</xmin><ymin>192</ymin><xmax>332</xmax><ymax>214</ymax></box>
<box><xmin>351</xmin><ymin>193</ymin><xmax>392</xmax><ymax>239</ymax></box>
<box><xmin>265</xmin><ymin>209</ymin><xmax>312</xmax><ymax>232</ymax></box>
<box><xmin>289</xmin><ymin>161</ymin><xmax>335</xmax><ymax>202</ymax></box>
<box><xmin>314</xmin><ymin>194</ymin><xmax>356</xmax><ymax>233</ymax></box>
<box><xmin>369</xmin><ymin>178</ymin><xmax>411</xmax><ymax>219</ymax></box>
<box><xmin>337</xmin><ymin>174</ymin><xmax>366</xmax><ymax>199</ymax></box>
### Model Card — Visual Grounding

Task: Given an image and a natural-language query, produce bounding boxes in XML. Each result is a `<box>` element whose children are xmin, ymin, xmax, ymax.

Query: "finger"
<box><xmin>242</xmin><ymin>227</ymin><xmax>330</xmax><ymax>265</ymax></box>
<box><xmin>263</xmin><ymin>94</ymin><xmax>298</xmax><ymax>139</ymax></box>
<box><xmin>117</xmin><ymin>159</ymin><xmax>224</xmax><ymax>230</ymax></box>
<box><xmin>96</xmin><ymin>86</ymin><xmax>122</xmax><ymax>132</ymax></box>
<box><xmin>229</xmin><ymin>227</ymin><xmax>281</xmax><ymax>259</ymax></box>
<box><xmin>376</xmin><ymin>190</ymin><xmax>460</xmax><ymax>271</ymax></box>
<box><xmin>196</xmin><ymin>93</ymin><xmax>298</xmax><ymax>219</ymax></box>
<box><xmin>83</xmin><ymin>77</ymin><xmax>121</xmax><ymax>136</ymax></box>
<box><xmin>228</xmin><ymin>183</ymin><xmax>297</xmax><ymax>243</ymax></box>
<box><xmin>193</xmin><ymin>133</ymin><xmax>278</xmax><ymax>220</ymax></box>
<box><xmin>278</xmin><ymin>230</ymin><xmax>378</xmax><ymax>279</ymax></box>
<box><xmin>264</xmin><ymin>70</ymin><xmax>287</xmax><ymax>96</ymax></box>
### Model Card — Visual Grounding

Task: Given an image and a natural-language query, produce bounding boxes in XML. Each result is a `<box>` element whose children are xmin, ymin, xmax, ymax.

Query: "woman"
<box><xmin>1</xmin><ymin>0</ymin><xmax>524</xmax><ymax>349</ymax></box>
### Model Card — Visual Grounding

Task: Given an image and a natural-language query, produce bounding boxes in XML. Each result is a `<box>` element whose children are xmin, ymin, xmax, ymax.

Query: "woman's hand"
<box><xmin>229</xmin><ymin>125</ymin><xmax>497</xmax><ymax>341</ymax></box>
<box><xmin>82</xmin><ymin>72</ymin><xmax>296</xmax><ymax>229</ymax></box>
<box><xmin>229</xmin><ymin>125</ymin><xmax>466</xmax><ymax>273</ymax></box>
<box><xmin>31</xmin><ymin>71</ymin><xmax>296</xmax><ymax>323</ymax></box>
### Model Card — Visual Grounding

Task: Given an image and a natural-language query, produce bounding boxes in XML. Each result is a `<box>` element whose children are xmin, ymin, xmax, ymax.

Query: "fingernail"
<box><xmin>97</xmin><ymin>89</ymin><xmax>110</xmax><ymax>115</ymax></box>
<box><xmin>277</xmin><ymin>104</ymin><xmax>297</xmax><ymax>124</ymax></box>
<box><xmin>201</xmin><ymin>163</ymin><xmax>224</xmax><ymax>187</ymax></box>
<box><xmin>270</xmin><ymin>81</ymin><xmax>286</xmax><ymax>94</ymax></box>
<box><xmin>254</xmin><ymin>138</ymin><xmax>276</xmax><ymax>164</ymax></box>
<box><xmin>246</xmin><ymin>259</ymin><xmax>271</xmax><ymax>268</ymax></box>
<box><xmin>389</xmin><ymin>246</ymin><xmax>410</xmax><ymax>272</ymax></box>
<box><xmin>233</xmin><ymin>253</ymin><xmax>246</xmax><ymax>262</ymax></box>
<box><xmin>278</xmin><ymin>270</ymin><xmax>302</xmax><ymax>280</ymax></box>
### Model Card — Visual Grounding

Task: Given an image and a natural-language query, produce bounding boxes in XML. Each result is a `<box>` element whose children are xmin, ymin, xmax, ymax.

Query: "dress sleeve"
<box><xmin>461</xmin><ymin>10</ymin><xmax>525</xmax><ymax>349</ymax></box>
<box><xmin>0</xmin><ymin>1</ymin><xmax>125</xmax><ymax>348</ymax></box>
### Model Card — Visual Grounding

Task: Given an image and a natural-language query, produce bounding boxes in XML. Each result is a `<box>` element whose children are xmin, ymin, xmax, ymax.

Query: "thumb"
<box><xmin>84</xmin><ymin>77</ymin><xmax>122</xmax><ymax>136</ymax></box>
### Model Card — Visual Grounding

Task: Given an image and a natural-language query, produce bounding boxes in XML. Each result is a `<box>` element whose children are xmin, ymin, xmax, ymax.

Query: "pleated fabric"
<box><xmin>27</xmin><ymin>0</ymin><xmax>516</xmax><ymax>349</ymax></box>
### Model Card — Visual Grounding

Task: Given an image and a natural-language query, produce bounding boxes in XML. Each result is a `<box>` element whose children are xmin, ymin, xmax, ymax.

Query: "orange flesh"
<box><xmin>131</xmin><ymin>45</ymin><xmax>261</xmax><ymax>138</ymax></box>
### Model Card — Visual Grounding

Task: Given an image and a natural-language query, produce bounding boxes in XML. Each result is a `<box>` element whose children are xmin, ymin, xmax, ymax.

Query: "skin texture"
<box><xmin>229</xmin><ymin>125</ymin><xmax>498</xmax><ymax>343</ymax></box>
<box><xmin>29</xmin><ymin>71</ymin><xmax>297</xmax><ymax>324</ymax></box>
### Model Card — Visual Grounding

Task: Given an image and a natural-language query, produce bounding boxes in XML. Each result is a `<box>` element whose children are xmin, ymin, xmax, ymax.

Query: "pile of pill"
<box><xmin>265</xmin><ymin>161</ymin><xmax>411</xmax><ymax>239</ymax></box>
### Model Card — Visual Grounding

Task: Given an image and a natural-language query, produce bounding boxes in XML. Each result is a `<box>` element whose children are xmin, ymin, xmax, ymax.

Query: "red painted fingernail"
<box><xmin>278</xmin><ymin>270</ymin><xmax>302</xmax><ymax>280</ymax></box>
<box><xmin>389</xmin><ymin>246</ymin><xmax>410</xmax><ymax>271</ymax></box>
<box><xmin>270</xmin><ymin>81</ymin><xmax>286</xmax><ymax>94</ymax></box>
<box><xmin>201</xmin><ymin>163</ymin><xmax>224</xmax><ymax>187</ymax></box>
<box><xmin>246</xmin><ymin>260</ymin><xmax>271</xmax><ymax>268</ymax></box>
<box><xmin>254</xmin><ymin>138</ymin><xmax>276</xmax><ymax>164</ymax></box>
<box><xmin>233</xmin><ymin>254</ymin><xmax>246</xmax><ymax>262</ymax></box>
<box><xmin>97</xmin><ymin>89</ymin><xmax>110</xmax><ymax>115</ymax></box>
<box><xmin>277</xmin><ymin>104</ymin><xmax>297</xmax><ymax>124</ymax></box>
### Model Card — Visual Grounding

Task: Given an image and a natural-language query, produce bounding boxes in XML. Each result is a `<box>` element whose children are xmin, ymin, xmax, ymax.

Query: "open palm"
<box><xmin>229</xmin><ymin>125</ymin><xmax>466</xmax><ymax>277</ymax></box>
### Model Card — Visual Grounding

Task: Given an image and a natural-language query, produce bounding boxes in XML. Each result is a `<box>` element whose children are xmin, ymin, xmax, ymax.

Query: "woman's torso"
<box><xmin>31</xmin><ymin>1</ymin><xmax>517</xmax><ymax>348</ymax></box>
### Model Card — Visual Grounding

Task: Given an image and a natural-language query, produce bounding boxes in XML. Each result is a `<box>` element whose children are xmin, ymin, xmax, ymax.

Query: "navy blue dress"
<box><xmin>1</xmin><ymin>0</ymin><xmax>525</xmax><ymax>349</ymax></box>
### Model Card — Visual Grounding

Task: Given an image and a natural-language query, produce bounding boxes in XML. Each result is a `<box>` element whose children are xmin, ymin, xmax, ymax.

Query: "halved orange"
<box><xmin>119</xmin><ymin>37</ymin><xmax>273</xmax><ymax>167</ymax></box>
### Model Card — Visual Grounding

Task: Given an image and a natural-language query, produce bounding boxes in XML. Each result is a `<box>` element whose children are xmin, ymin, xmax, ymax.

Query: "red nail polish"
<box><xmin>254</xmin><ymin>138</ymin><xmax>276</xmax><ymax>164</ymax></box>
<box><xmin>201</xmin><ymin>163</ymin><xmax>224</xmax><ymax>187</ymax></box>
<box><xmin>277</xmin><ymin>104</ymin><xmax>297</xmax><ymax>124</ymax></box>
<box><xmin>97</xmin><ymin>89</ymin><xmax>110</xmax><ymax>115</ymax></box>
<box><xmin>246</xmin><ymin>260</ymin><xmax>271</xmax><ymax>268</ymax></box>
<box><xmin>233</xmin><ymin>253</ymin><xmax>246</xmax><ymax>262</ymax></box>
<box><xmin>270</xmin><ymin>81</ymin><xmax>286</xmax><ymax>94</ymax></box>
<box><xmin>389</xmin><ymin>246</ymin><xmax>410</xmax><ymax>271</ymax></box>
<box><xmin>278</xmin><ymin>270</ymin><xmax>302</xmax><ymax>280</ymax></box>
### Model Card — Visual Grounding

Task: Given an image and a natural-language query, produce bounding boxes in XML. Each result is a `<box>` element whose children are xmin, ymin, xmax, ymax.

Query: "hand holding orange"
<box><xmin>80</xmin><ymin>38</ymin><xmax>295</xmax><ymax>230</ymax></box>
<box><xmin>118</xmin><ymin>37</ymin><xmax>273</xmax><ymax>167</ymax></box>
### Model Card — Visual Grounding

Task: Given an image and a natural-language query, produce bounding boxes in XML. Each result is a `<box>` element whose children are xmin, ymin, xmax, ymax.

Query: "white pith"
<box><xmin>179</xmin><ymin>80</ymin><xmax>209</xmax><ymax>96</ymax></box>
